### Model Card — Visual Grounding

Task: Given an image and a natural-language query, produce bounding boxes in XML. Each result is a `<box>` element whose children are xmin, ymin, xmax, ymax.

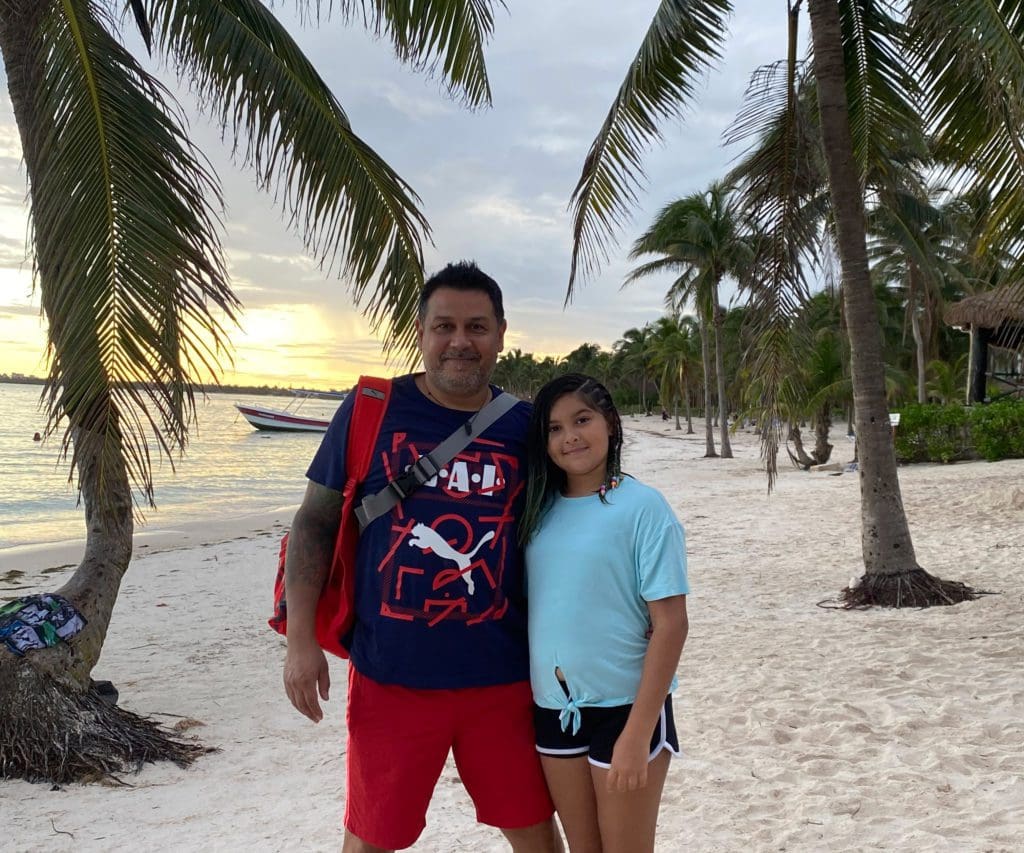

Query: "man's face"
<box><xmin>417</xmin><ymin>286</ymin><xmax>506</xmax><ymax>399</ymax></box>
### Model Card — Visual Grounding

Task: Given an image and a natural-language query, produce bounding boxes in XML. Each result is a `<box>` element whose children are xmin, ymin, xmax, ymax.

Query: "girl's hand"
<box><xmin>607</xmin><ymin>730</ymin><xmax>650</xmax><ymax>792</ymax></box>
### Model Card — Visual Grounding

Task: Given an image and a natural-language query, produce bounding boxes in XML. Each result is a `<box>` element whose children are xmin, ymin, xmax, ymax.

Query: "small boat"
<box><xmin>235</xmin><ymin>389</ymin><xmax>344</xmax><ymax>433</ymax></box>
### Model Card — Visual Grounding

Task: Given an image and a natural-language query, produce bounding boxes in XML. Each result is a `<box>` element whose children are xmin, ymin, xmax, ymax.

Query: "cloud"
<box><xmin>0</xmin><ymin>0</ymin><xmax>792</xmax><ymax>382</ymax></box>
<box><xmin>375</xmin><ymin>79</ymin><xmax>458</xmax><ymax>121</ymax></box>
<box><xmin>0</xmin><ymin>302</ymin><xmax>40</xmax><ymax>318</ymax></box>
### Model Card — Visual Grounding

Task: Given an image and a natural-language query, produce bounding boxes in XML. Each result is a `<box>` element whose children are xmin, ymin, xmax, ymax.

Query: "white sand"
<box><xmin>2</xmin><ymin>421</ymin><xmax>1022</xmax><ymax>852</ymax></box>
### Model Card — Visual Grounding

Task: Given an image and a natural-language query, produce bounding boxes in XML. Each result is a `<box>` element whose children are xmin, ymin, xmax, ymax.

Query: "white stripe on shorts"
<box><xmin>536</xmin><ymin>744</ymin><xmax>589</xmax><ymax>756</ymax></box>
<box><xmin>587</xmin><ymin>703</ymin><xmax>681</xmax><ymax>769</ymax></box>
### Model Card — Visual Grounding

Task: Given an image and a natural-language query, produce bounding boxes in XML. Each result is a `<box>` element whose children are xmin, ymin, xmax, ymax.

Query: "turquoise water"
<box><xmin>0</xmin><ymin>383</ymin><xmax>340</xmax><ymax>549</ymax></box>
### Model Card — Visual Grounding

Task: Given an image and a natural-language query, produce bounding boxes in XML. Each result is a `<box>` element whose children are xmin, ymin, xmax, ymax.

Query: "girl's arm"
<box><xmin>606</xmin><ymin>594</ymin><xmax>689</xmax><ymax>792</ymax></box>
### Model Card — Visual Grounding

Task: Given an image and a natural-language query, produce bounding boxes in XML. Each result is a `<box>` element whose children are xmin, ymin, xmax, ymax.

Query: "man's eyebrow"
<box><xmin>430</xmin><ymin>314</ymin><xmax>491</xmax><ymax>322</ymax></box>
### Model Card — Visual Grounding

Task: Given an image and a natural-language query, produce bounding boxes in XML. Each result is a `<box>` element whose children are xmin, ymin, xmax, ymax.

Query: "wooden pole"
<box><xmin>968</xmin><ymin>326</ymin><xmax>989</xmax><ymax>404</ymax></box>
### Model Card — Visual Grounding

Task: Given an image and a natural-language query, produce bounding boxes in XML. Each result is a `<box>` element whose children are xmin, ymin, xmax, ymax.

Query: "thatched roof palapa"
<box><xmin>945</xmin><ymin>282</ymin><xmax>1024</xmax><ymax>330</ymax></box>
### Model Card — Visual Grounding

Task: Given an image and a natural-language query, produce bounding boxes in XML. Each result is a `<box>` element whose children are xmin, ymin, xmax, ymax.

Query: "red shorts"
<box><xmin>345</xmin><ymin>667</ymin><xmax>554</xmax><ymax>849</ymax></box>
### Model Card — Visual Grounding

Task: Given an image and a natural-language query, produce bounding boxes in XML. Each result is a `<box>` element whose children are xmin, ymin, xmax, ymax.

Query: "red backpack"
<box><xmin>268</xmin><ymin>376</ymin><xmax>391</xmax><ymax>658</ymax></box>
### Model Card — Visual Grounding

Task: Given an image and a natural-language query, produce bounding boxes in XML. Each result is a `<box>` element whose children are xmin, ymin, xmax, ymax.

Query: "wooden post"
<box><xmin>968</xmin><ymin>326</ymin><xmax>989</xmax><ymax>404</ymax></box>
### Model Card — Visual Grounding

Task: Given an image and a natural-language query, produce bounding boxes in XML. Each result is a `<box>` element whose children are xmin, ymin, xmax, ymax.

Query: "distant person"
<box><xmin>520</xmin><ymin>374</ymin><xmax>690</xmax><ymax>853</ymax></box>
<box><xmin>32</xmin><ymin>432</ymin><xmax>41</xmax><ymax>442</ymax></box>
<box><xmin>282</xmin><ymin>261</ymin><xmax>559</xmax><ymax>851</ymax></box>
<box><xmin>661</xmin><ymin>408</ymin><xmax>669</xmax><ymax>422</ymax></box>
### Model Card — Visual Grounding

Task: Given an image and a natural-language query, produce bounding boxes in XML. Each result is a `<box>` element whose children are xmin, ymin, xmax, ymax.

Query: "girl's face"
<box><xmin>546</xmin><ymin>392</ymin><xmax>612</xmax><ymax>496</ymax></box>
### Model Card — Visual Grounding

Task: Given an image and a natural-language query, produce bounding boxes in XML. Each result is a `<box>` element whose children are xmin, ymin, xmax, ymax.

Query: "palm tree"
<box><xmin>494</xmin><ymin>348</ymin><xmax>540</xmax><ymax>398</ymax></box>
<box><xmin>614</xmin><ymin>325</ymin><xmax>656</xmax><ymax>412</ymax></box>
<box><xmin>799</xmin><ymin>327</ymin><xmax>851</xmax><ymax>464</ymax></box>
<box><xmin>926</xmin><ymin>355</ymin><xmax>968</xmax><ymax>405</ymax></box>
<box><xmin>627</xmin><ymin>181</ymin><xmax>753</xmax><ymax>457</ymax></box>
<box><xmin>0</xmin><ymin>1</ymin><xmax>498</xmax><ymax>781</ymax></box>
<box><xmin>562</xmin><ymin>342</ymin><xmax>612</xmax><ymax>383</ymax></box>
<box><xmin>649</xmin><ymin>314</ymin><xmax>701</xmax><ymax>432</ymax></box>
<box><xmin>868</xmin><ymin>187</ymin><xmax>966</xmax><ymax>403</ymax></box>
<box><xmin>565</xmin><ymin>0</ymin><xmax>1017</xmax><ymax>606</ymax></box>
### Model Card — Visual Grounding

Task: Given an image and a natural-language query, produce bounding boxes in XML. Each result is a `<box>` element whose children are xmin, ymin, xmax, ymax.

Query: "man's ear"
<box><xmin>498</xmin><ymin>319</ymin><xmax>507</xmax><ymax>351</ymax></box>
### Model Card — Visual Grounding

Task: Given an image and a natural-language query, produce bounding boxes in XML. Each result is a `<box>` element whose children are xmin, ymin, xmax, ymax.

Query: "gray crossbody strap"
<box><xmin>354</xmin><ymin>391</ymin><xmax>519</xmax><ymax>530</ymax></box>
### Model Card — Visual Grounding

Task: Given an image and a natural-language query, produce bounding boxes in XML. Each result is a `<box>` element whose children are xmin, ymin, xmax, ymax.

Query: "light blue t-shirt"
<box><xmin>526</xmin><ymin>476</ymin><xmax>689</xmax><ymax>732</ymax></box>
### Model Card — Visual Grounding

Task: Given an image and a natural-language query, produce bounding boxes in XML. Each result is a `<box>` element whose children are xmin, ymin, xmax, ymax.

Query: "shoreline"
<box><xmin>0</xmin><ymin>506</ymin><xmax>298</xmax><ymax>577</ymax></box>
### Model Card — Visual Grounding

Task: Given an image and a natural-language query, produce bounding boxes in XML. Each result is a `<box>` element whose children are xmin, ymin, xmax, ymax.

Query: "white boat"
<box><xmin>235</xmin><ymin>389</ymin><xmax>344</xmax><ymax>433</ymax></box>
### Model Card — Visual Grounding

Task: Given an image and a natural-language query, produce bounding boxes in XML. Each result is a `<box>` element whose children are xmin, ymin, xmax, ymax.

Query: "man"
<box><xmin>283</xmin><ymin>262</ymin><xmax>560</xmax><ymax>852</ymax></box>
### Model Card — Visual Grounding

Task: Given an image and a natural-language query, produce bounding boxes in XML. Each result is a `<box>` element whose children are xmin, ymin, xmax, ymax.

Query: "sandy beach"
<box><xmin>3</xmin><ymin>420</ymin><xmax>1022</xmax><ymax>852</ymax></box>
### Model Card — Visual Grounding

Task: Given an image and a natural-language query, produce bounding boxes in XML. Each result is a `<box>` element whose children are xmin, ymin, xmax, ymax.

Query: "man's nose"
<box><xmin>448</xmin><ymin>327</ymin><xmax>471</xmax><ymax>348</ymax></box>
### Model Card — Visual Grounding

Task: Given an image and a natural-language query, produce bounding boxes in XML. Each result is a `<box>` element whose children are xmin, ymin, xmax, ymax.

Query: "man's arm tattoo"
<box><xmin>286</xmin><ymin>482</ymin><xmax>343</xmax><ymax>589</ymax></box>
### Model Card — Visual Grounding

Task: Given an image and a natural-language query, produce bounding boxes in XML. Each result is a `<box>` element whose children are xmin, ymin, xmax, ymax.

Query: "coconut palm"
<box><xmin>649</xmin><ymin>314</ymin><xmax>701</xmax><ymax>432</ymax></box>
<box><xmin>627</xmin><ymin>181</ymin><xmax>753</xmax><ymax>457</ymax></box>
<box><xmin>494</xmin><ymin>348</ymin><xmax>541</xmax><ymax>398</ymax></box>
<box><xmin>566</xmin><ymin>0</ymin><xmax>1024</xmax><ymax>606</ymax></box>
<box><xmin>562</xmin><ymin>342</ymin><xmax>612</xmax><ymax>383</ymax></box>
<box><xmin>0</xmin><ymin>1</ymin><xmax>499</xmax><ymax>781</ymax></box>
<box><xmin>868</xmin><ymin>187</ymin><xmax>968</xmax><ymax>403</ymax></box>
<box><xmin>926</xmin><ymin>355</ymin><xmax>968</xmax><ymax>405</ymax></box>
<box><xmin>614</xmin><ymin>324</ymin><xmax>656</xmax><ymax>412</ymax></box>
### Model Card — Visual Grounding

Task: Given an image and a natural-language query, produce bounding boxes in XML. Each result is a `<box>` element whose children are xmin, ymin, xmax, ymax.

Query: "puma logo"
<box><xmin>407</xmin><ymin>523</ymin><xmax>495</xmax><ymax>595</ymax></box>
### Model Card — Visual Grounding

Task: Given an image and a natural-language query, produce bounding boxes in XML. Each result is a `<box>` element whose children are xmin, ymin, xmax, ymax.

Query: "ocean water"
<box><xmin>0</xmin><ymin>383</ymin><xmax>341</xmax><ymax>549</ymax></box>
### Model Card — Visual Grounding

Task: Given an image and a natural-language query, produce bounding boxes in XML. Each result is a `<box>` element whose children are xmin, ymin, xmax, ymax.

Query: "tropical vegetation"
<box><xmin>565</xmin><ymin>0</ymin><xmax>1024</xmax><ymax>608</ymax></box>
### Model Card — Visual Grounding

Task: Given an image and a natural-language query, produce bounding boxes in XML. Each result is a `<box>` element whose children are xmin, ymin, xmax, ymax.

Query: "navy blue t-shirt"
<box><xmin>306</xmin><ymin>374</ymin><xmax>532</xmax><ymax>688</ymax></box>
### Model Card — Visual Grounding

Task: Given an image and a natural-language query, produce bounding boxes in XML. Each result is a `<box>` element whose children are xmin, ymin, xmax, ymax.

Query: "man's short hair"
<box><xmin>418</xmin><ymin>261</ymin><xmax>505</xmax><ymax>323</ymax></box>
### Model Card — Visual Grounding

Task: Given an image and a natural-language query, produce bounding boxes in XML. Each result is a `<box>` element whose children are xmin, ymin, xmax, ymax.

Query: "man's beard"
<box><xmin>429</xmin><ymin>355</ymin><xmax>489</xmax><ymax>396</ymax></box>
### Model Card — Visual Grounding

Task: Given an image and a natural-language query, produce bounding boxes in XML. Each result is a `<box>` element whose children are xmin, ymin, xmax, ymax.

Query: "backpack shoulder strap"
<box><xmin>345</xmin><ymin>376</ymin><xmax>391</xmax><ymax>481</ymax></box>
<box><xmin>354</xmin><ymin>390</ymin><xmax>519</xmax><ymax>530</ymax></box>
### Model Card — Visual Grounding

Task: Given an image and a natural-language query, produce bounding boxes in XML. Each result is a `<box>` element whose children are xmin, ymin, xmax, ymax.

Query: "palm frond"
<box><xmin>149</xmin><ymin>0</ymin><xmax>431</xmax><ymax>357</ymax></box>
<box><xmin>724</xmin><ymin>11</ymin><xmax>818</xmax><ymax>490</ymax></box>
<box><xmin>129</xmin><ymin>0</ymin><xmax>153</xmax><ymax>52</ymax></box>
<box><xmin>866</xmin><ymin>188</ymin><xmax>943</xmax><ymax>278</ymax></box>
<box><xmin>31</xmin><ymin>1</ymin><xmax>237</xmax><ymax>505</ymax></box>
<box><xmin>907</xmin><ymin>0</ymin><xmax>1024</xmax><ymax>285</ymax></box>
<box><xmin>621</xmin><ymin>256</ymin><xmax>686</xmax><ymax>287</ymax></box>
<box><xmin>838</xmin><ymin>0</ymin><xmax>926</xmax><ymax>187</ymax></box>
<box><xmin>567</xmin><ymin>0</ymin><xmax>732</xmax><ymax>297</ymax></box>
<box><xmin>329</xmin><ymin>0</ymin><xmax>501</xmax><ymax>108</ymax></box>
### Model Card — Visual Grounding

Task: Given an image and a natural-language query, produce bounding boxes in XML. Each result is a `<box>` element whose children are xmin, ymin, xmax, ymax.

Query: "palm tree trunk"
<box><xmin>0</xmin><ymin>0</ymin><xmax>132</xmax><ymax>685</ymax></box>
<box><xmin>787</xmin><ymin>422</ymin><xmax>816</xmax><ymax>469</ymax></box>
<box><xmin>698</xmin><ymin>317</ymin><xmax>717</xmax><ymax>456</ymax></box>
<box><xmin>807</xmin><ymin>0</ymin><xmax>974</xmax><ymax>606</ymax></box>
<box><xmin>713</xmin><ymin>294</ymin><xmax>733</xmax><ymax>458</ymax></box>
<box><xmin>0</xmin><ymin>2</ymin><xmax>201</xmax><ymax>781</ymax></box>
<box><xmin>808</xmin><ymin>0</ymin><xmax>917</xmax><ymax>572</ymax></box>
<box><xmin>683</xmin><ymin>377</ymin><xmax>694</xmax><ymax>433</ymax></box>
<box><xmin>812</xmin><ymin>406</ymin><xmax>833</xmax><ymax>464</ymax></box>
<box><xmin>911</xmin><ymin>305</ymin><xmax>927</xmax><ymax>404</ymax></box>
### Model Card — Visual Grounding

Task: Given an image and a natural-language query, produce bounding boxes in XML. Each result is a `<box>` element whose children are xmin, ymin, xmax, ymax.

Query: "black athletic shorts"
<box><xmin>533</xmin><ymin>694</ymin><xmax>679</xmax><ymax>768</ymax></box>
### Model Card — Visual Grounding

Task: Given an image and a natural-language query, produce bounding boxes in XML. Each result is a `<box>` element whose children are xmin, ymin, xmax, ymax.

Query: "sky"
<box><xmin>0</xmin><ymin>1</ymin><xmax>794</xmax><ymax>391</ymax></box>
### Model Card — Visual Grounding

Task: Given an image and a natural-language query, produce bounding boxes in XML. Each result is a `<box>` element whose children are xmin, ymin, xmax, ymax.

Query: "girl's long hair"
<box><xmin>518</xmin><ymin>373</ymin><xmax>623</xmax><ymax>546</ymax></box>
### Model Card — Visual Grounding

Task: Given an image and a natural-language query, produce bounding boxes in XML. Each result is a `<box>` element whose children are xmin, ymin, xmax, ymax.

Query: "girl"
<box><xmin>520</xmin><ymin>374</ymin><xmax>690</xmax><ymax>853</ymax></box>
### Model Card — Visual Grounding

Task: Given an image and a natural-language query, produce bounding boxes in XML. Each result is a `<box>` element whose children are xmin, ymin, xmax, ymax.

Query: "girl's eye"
<box><xmin>548</xmin><ymin>425</ymin><xmax>560</xmax><ymax>434</ymax></box>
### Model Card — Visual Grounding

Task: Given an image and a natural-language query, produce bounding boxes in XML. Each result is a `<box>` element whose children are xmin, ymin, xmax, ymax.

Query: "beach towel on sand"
<box><xmin>0</xmin><ymin>593</ymin><xmax>87</xmax><ymax>656</ymax></box>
